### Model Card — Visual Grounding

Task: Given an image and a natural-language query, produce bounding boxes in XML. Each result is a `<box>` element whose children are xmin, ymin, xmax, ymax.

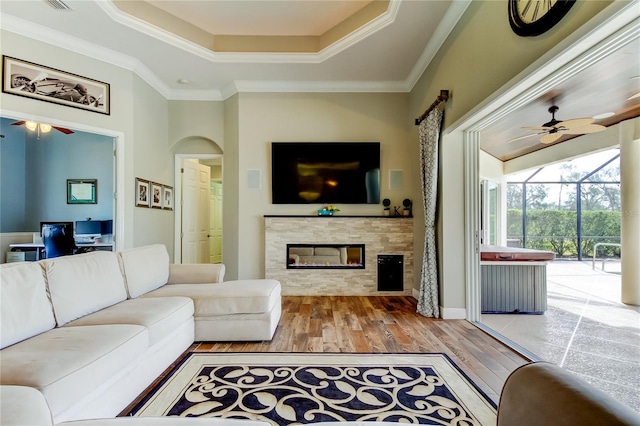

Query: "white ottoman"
<box><xmin>145</xmin><ymin>279</ymin><xmax>282</xmax><ymax>341</ymax></box>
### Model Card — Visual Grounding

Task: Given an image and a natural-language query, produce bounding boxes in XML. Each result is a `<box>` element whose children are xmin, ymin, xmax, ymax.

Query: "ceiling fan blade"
<box><xmin>563</xmin><ymin>123</ymin><xmax>606</xmax><ymax>135</ymax></box>
<box><xmin>540</xmin><ymin>132</ymin><xmax>564</xmax><ymax>144</ymax></box>
<box><xmin>522</xmin><ymin>126</ymin><xmax>553</xmax><ymax>131</ymax></box>
<box><xmin>53</xmin><ymin>126</ymin><xmax>74</xmax><ymax>134</ymax></box>
<box><xmin>505</xmin><ymin>133</ymin><xmax>541</xmax><ymax>143</ymax></box>
<box><xmin>11</xmin><ymin>121</ymin><xmax>26</xmax><ymax>126</ymax></box>
<box><xmin>557</xmin><ymin>118</ymin><xmax>593</xmax><ymax>130</ymax></box>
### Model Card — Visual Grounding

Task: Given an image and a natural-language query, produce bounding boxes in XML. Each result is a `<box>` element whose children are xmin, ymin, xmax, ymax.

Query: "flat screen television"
<box><xmin>271</xmin><ymin>142</ymin><xmax>380</xmax><ymax>204</ymax></box>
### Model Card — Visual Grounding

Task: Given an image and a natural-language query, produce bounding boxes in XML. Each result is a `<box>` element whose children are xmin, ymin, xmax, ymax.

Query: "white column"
<box><xmin>620</xmin><ymin>119</ymin><xmax>640</xmax><ymax>306</ymax></box>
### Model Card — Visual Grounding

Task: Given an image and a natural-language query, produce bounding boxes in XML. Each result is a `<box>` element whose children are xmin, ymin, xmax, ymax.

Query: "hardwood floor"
<box><xmin>193</xmin><ymin>296</ymin><xmax>530</xmax><ymax>404</ymax></box>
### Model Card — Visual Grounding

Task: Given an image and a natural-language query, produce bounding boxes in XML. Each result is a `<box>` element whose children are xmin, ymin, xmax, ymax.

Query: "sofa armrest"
<box><xmin>1</xmin><ymin>386</ymin><xmax>53</xmax><ymax>426</ymax></box>
<box><xmin>498</xmin><ymin>362</ymin><xmax>640</xmax><ymax>426</ymax></box>
<box><xmin>167</xmin><ymin>263</ymin><xmax>225</xmax><ymax>284</ymax></box>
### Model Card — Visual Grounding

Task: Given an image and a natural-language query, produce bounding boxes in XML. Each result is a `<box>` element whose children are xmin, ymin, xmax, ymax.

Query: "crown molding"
<box><xmin>0</xmin><ymin>14</ymin><xmax>164</xmax><ymax>97</ymax></box>
<box><xmin>233</xmin><ymin>80</ymin><xmax>408</xmax><ymax>94</ymax></box>
<box><xmin>98</xmin><ymin>0</ymin><xmax>401</xmax><ymax>64</ymax></box>
<box><xmin>0</xmin><ymin>13</ymin><xmax>224</xmax><ymax>101</ymax></box>
<box><xmin>406</xmin><ymin>0</ymin><xmax>472</xmax><ymax>91</ymax></box>
<box><xmin>0</xmin><ymin>0</ymin><xmax>466</xmax><ymax>101</ymax></box>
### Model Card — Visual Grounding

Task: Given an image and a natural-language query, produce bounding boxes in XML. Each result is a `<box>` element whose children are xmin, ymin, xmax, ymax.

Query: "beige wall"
<box><xmin>234</xmin><ymin>92</ymin><xmax>412</xmax><ymax>280</ymax></box>
<box><xmin>131</xmin><ymin>75</ymin><xmax>173</xmax><ymax>251</ymax></box>
<box><xmin>223</xmin><ymin>94</ymin><xmax>240</xmax><ymax>279</ymax></box>
<box><xmin>479</xmin><ymin>151</ymin><xmax>503</xmax><ymax>182</ymax></box>
<box><xmin>168</xmin><ymin>100</ymin><xmax>225</xmax><ymax>152</ymax></box>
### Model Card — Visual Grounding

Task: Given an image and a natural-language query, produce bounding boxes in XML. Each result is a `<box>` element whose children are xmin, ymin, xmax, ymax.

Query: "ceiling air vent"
<box><xmin>44</xmin><ymin>0</ymin><xmax>72</xmax><ymax>10</ymax></box>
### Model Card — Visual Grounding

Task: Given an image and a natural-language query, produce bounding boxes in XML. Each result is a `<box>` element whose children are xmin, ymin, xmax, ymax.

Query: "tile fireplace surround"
<box><xmin>265</xmin><ymin>215</ymin><xmax>413</xmax><ymax>295</ymax></box>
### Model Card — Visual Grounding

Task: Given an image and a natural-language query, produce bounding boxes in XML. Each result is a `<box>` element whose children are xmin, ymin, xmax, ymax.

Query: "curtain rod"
<box><xmin>414</xmin><ymin>90</ymin><xmax>449</xmax><ymax>125</ymax></box>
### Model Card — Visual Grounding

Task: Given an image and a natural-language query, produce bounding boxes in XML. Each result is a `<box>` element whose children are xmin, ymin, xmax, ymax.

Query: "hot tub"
<box><xmin>481</xmin><ymin>245</ymin><xmax>555</xmax><ymax>314</ymax></box>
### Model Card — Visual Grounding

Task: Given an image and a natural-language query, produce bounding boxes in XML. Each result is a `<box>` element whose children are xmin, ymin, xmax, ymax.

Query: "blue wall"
<box><xmin>0</xmin><ymin>117</ymin><xmax>113</xmax><ymax>232</ymax></box>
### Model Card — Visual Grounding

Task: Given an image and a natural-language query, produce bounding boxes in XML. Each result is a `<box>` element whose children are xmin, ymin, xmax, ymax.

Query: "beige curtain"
<box><xmin>416</xmin><ymin>108</ymin><xmax>443</xmax><ymax>318</ymax></box>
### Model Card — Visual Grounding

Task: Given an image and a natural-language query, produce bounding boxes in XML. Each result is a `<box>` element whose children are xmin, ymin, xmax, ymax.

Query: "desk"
<box><xmin>9</xmin><ymin>243</ymin><xmax>113</xmax><ymax>261</ymax></box>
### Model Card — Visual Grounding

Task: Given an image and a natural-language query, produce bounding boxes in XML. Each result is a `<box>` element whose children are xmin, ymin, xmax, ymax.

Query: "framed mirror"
<box><xmin>67</xmin><ymin>179</ymin><xmax>97</xmax><ymax>204</ymax></box>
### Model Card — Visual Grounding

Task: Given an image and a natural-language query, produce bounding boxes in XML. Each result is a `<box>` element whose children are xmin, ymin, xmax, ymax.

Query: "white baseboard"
<box><xmin>411</xmin><ymin>288</ymin><xmax>467</xmax><ymax>319</ymax></box>
<box><xmin>440</xmin><ymin>307</ymin><xmax>467</xmax><ymax>319</ymax></box>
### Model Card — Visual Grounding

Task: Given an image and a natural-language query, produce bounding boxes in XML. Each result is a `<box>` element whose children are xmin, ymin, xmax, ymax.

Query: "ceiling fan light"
<box><xmin>25</xmin><ymin>121</ymin><xmax>38</xmax><ymax>131</ymax></box>
<box><xmin>40</xmin><ymin>124</ymin><xmax>52</xmax><ymax>133</ymax></box>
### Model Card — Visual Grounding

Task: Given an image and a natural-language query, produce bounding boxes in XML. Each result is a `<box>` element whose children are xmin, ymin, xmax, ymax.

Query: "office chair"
<box><xmin>42</xmin><ymin>224</ymin><xmax>77</xmax><ymax>259</ymax></box>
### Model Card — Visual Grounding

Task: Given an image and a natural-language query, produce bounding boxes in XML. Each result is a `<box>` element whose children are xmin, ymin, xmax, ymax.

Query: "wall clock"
<box><xmin>508</xmin><ymin>0</ymin><xmax>576</xmax><ymax>37</ymax></box>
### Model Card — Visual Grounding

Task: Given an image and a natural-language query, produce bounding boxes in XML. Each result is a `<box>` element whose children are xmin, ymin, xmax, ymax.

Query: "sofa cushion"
<box><xmin>0</xmin><ymin>386</ymin><xmax>54</xmax><ymax>426</ymax></box>
<box><xmin>64</xmin><ymin>297</ymin><xmax>194</xmax><ymax>345</ymax></box>
<box><xmin>289</xmin><ymin>247</ymin><xmax>314</xmax><ymax>256</ymax></box>
<box><xmin>42</xmin><ymin>251</ymin><xmax>128</xmax><ymax>326</ymax></box>
<box><xmin>118</xmin><ymin>244</ymin><xmax>169</xmax><ymax>298</ymax></box>
<box><xmin>314</xmin><ymin>247</ymin><xmax>340</xmax><ymax>256</ymax></box>
<box><xmin>143</xmin><ymin>279</ymin><xmax>281</xmax><ymax>316</ymax></box>
<box><xmin>0</xmin><ymin>262</ymin><xmax>55</xmax><ymax>349</ymax></box>
<box><xmin>0</xmin><ymin>324</ymin><xmax>148</xmax><ymax>419</ymax></box>
<box><xmin>168</xmin><ymin>263</ymin><xmax>225</xmax><ymax>284</ymax></box>
<box><xmin>300</xmin><ymin>255</ymin><xmax>340</xmax><ymax>264</ymax></box>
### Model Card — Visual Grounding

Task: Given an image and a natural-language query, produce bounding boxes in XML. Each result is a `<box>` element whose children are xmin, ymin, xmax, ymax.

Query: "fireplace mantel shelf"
<box><xmin>263</xmin><ymin>215</ymin><xmax>413</xmax><ymax>218</ymax></box>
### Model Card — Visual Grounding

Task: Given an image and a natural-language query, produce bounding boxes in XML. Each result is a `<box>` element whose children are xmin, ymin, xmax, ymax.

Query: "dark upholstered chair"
<box><xmin>42</xmin><ymin>224</ymin><xmax>77</xmax><ymax>259</ymax></box>
<box><xmin>498</xmin><ymin>362</ymin><xmax>640</xmax><ymax>426</ymax></box>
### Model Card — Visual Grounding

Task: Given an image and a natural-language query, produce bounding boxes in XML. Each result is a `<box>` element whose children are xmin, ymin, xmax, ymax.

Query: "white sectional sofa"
<box><xmin>0</xmin><ymin>244</ymin><xmax>281</xmax><ymax>424</ymax></box>
<box><xmin>1</xmin><ymin>385</ymin><xmax>271</xmax><ymax>426</ymax></box>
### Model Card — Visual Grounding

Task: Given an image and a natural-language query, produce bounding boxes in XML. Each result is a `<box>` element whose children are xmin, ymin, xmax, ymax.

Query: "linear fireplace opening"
<box><xmin>287</xmin><ymin>244</ymin><xmax>365</xmax><ymax>269</ymax></box>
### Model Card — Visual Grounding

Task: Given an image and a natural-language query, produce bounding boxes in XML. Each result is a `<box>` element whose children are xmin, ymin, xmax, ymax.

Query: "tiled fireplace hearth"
<box><xmin>265</xmin><ymin>216</ymin><xmax>413</xmax><ymax>295</ymax></box>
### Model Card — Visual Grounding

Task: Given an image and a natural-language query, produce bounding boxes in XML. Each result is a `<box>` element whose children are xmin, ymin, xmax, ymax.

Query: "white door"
<box><xmin>181</xmin><ymin>160</ymin><xmax>210</xmax><ymax>263</ymax></box>
<box><xmin>209</xmin><ymin>181</ymin><xmax>223</xmax><ymax>263</ymax></box>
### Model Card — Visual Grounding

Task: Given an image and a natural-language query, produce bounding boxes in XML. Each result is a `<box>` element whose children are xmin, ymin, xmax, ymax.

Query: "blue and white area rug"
<box><xmin>127</xmin><ymin>353</ymin><xmax>497</xmax><ymax>425</ymax></box>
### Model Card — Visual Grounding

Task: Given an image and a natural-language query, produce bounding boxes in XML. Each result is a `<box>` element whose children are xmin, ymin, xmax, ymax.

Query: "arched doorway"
<box><xmin>172</xmin><ymin>136</ymin><xmax>223</xmax><ymax>264</ymax></box>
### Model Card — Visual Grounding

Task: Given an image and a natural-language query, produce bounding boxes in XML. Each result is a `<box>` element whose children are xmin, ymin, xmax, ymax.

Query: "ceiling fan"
<box><xmin>11</xmin><ymin>120</ymin><xmax>74</xmax><ymax>136</ymax></box>
<box><xmin>508</xmin><ymin>105</ymin><xmax>606</xmax><ymax>145</ymax></box>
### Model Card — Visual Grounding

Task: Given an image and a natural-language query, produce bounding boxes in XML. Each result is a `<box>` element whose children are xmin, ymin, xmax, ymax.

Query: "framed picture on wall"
<box><xmin>67</xmin><ymin>179</ymin><xmax>97</xmax><ymax>204</ymax></box>
<box><xmin>135</xmin><ymin>178</ymin><xmax>150</xmax><ymax>207</ymax></box>
<box><xmin>151</xmin><ymin>182</ymin><xmax>163</xmax><ymax>209</ymax></box>
<box><xmin>2</xmin><ymin>56</ymin><xmax>110</xmax><ymax>115</ymax></box>
<box><xmin>162</xmin><ymin>186</ymin><xmax>174</xmax><ymax>210</ymax></box>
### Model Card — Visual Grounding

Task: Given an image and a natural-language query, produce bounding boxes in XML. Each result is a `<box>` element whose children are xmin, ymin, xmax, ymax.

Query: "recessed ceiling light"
<box><xmin>177</xmin><ymin>79</ymin><xmax>190</xmax><ymax>85</ymax></box>
<box><xmin>592</xmin><ymin>112</ymin><xmax>615</xmax><ymax>120</ymax></box>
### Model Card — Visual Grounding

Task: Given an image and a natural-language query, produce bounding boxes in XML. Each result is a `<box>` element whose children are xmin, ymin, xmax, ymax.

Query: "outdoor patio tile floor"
<box><xmin>481</xmin><ymin>260</ymin><xmax>640</xmax><ymax>412</ymax></box>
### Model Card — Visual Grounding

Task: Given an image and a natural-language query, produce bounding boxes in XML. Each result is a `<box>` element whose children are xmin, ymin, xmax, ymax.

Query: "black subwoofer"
<box><xmin>377</xmin><ymin>254</ymin><xmax>403</xmax><ymax>291</ymax></box>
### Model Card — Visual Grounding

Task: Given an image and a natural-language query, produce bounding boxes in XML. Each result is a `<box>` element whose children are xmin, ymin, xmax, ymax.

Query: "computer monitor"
<box><xmin>75</xmin><ymin>220</ymin><xmax>102</xmax><ymax>242</ymax></box>
<box><xmin>75</xmin><ymin>220</ymin><xmax>102</xmax><ymax>235</ymax></box>
<box><xmin>100</xmin><ymin>219</ymin><xmax>113</xmax><ymax>235</ymax></box>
